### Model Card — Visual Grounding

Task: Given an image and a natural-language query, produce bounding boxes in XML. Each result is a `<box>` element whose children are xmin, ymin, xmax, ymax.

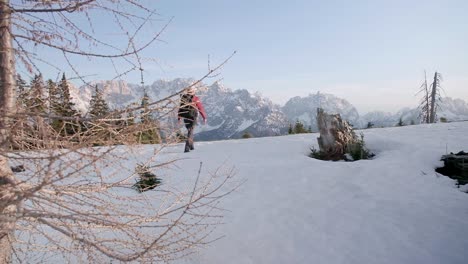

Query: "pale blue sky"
<box><xmin>27</xmin><ymin>0</ymin><xmax>468</xmax><ymax>113</ymax></box>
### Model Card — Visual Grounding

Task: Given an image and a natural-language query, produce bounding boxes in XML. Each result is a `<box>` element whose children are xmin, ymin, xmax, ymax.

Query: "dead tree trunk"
<box><xmin>0</xmin><ymin>0</ymin><xmax>18</xmax><ymax>262</ymax></box>
<box><xmin>429</xmin><ymin>72</ymin><xmax>439</xmax><ymax>123</ymax></box>
<box><xmin>423</xmin><ymin>71</ymin><xmax>430</xmax><ymax>123</ymax></box>
<box><xmin>316</xmin><ymin>108</ymin><xmax>358</xmax><ymax>160</ymax></box>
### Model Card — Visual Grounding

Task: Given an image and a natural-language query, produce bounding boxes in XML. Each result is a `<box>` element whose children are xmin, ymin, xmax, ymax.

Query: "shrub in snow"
<box><xmin>346</xmin><ymin>133</ymin><xmax>375</xmax><ymax>161</ymax></box>
<box><xmin>133</xmin><ymin>164</ymin><xmax>162</xmax><ymax>192</ymax></box>
<box><xmin>310</xmin><ymin>133</ymin><xmax>373</xmax><ymax>161</ymax></box>
<box><xmin>242</xmin><ymin>132</ymin><xmax>253</xmax><ymax>139</ymax></box>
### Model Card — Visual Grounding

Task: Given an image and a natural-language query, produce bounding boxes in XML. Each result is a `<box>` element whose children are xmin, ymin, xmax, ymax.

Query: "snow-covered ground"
<box><xmin>173</xmin><ymin>121</ymin><xmax>468</xmax><ymax>264</ymax></box>
<box><xmin>13</xmin><ymin>121</ymin><xmax>468</xmax><ymax>263</ymax></box>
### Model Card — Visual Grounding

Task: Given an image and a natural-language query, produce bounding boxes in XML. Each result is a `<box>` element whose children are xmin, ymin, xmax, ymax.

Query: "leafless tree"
<box><xmin>417</xmin><ymin>71</ymin><xmax>430</xmax><ymax>123</ymax></box>
<box><xmin>417</xmin><ymin>71</ymin><xmax>443</xmax><ymax>124</ymax></box>
<box><xmin>1</xmin><ymin>1</ymin><xmax>237</xmax><ymax>263</ymax></box>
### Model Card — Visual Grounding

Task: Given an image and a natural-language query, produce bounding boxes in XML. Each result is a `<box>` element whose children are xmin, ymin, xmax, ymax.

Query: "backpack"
<box><xmin>178</xmin><ymin>94</ymin><xmax>198</xmax><ymax>120</ymax></box>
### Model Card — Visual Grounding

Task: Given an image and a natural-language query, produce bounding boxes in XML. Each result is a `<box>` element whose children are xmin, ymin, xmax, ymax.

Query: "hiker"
<box><xmin>177</xmin><ymin>87</ymin><xmax>207</xmax><ymax>152</ymax></box>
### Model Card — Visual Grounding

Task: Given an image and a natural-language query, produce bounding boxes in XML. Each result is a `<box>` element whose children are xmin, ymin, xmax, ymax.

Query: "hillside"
<box><xmin>13</xmin><ymin>121</ymin><xmax>468</xmax><ymax>263</ymax></box>
<box><xmin>173</xmin><ymin>121</ymin><xmax>468</xmax><ymax>264</ymax></box>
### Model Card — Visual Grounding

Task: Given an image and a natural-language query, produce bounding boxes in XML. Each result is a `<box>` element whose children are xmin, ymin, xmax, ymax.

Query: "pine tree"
<box><xmin>57</xmin><ymin>73</ymin><xmax>78</xmax><ymax>117</ymax></box>
<box><xmin>140</xmin><ymin>90</ymin><xmax>151</xmax><ymax>124</ymax></box>
<box><xmin>132</xmin><ymin>164</ymin><xmax>162</xmax><ymax>192</ymax></box>
<box><xmin>86</xmin><ymin>85</ymin><xmax>112</xmax><ymax>145</ymax></box>
<box><xmin>47</xmin><ymin>79</ymin><xmax>59</xmax><ymax>111</ymax></box>
<box><xmin>16</xmin><ymin>74</ymin><xmax>29</xmax><ymax>109</ymax></box>
<box><xmin>11</xmin><ymin>74</ymin><xmax>32</xmax><ymax>149</ymax></box>
<box><xmin>293</xmin><ymin>119</ymin><xmax>308</xmax><ymax>134</ymax></box>
<box><xmin>27</xmin><ymin>74</ymin><xmax>46</xmax><ymax>113</ymax></box>
<box><xmin>89</xmin><ymin>85</ymin><xmax>110</xmax><ymax>118</ymax></box>
<box><xmin>47</xmin><ymin>79</ymin><xmax>61</xmax><ymax>131</ymax></box>
<box><xmin>397</xmin><ymin>117</ymin><xmax>405</xmax><ymax>126</ymax></box>
<box><xmin>288</xmin><ymin>123</ymin><xmax>294</xmax><ymax>134</ymax></box>
<box><xmin>242</xmin><ymin>132</ymin><xmax>253</xmax><ymax>139</ymax></box>
<box><xmin>24</xmin><ymin>74</ymin><xmax>50</xmax><ymax>147</ymax></box>
<box><xmin>136</xmin><ymin>91</ymin><xmax>160</xmax><ymax>144</ymax></box>
<box><xmin>50</xmin><ymin>77</ymin><xmax>84</xmax><ymax>137</ymax></box>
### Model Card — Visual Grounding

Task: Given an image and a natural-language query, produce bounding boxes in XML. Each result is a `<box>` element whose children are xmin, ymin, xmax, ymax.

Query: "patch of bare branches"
<box><xmin>1</xmin><ymin>0</ymin><xmax>238</xmax><ymax>262</ymax></box>
<box><xmin>417</xmin><ymin>71</ymin><xmax>443</xmax><ymax>124</ymax></box>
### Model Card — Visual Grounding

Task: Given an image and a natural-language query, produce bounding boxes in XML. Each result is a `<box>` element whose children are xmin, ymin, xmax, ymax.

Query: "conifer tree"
<box><xmin>24</xmin><ymin>74</ymin><xmax>49</xmax><ymax>146</ymax></box>
<box><xmin>27</xmin><ymin>74</ymin><xmax>46</xmax><ymax>113</ymax></box>
<box><xmin>47</xmin><ymin>79</ymin><xmax>59</xmax><ymax>112</ymax></box>
<box><xmin>293</xmin><ymin>119</ymin><xmax>308</xmax><ymax>134</ymax></box>
<box><xmin>54</xmin><ymin>74</ymin><xmax>80</xmax><ymax>136</ymax></box>
<box><xmin>57</xmin><ymin>73</ymin><xmax>78</xmax><ymax>118</ymax></box>
<box><xmin>89</xmin><ymin>85</ymin><xmax>110</xmax><ymax>118</ymax></box>
<box><xmin>140</xmin><ymin>90</ymin><xmax>151</xmax><ymax>123</ymax></box>
<box><xmin>242</xmin><ymin>131</ymin><xmax>253</xmax><ymax>139</ymax></box>
<box><xmin>397</xmin><ymin>117</ymin><xmax>405</xmax><ymax>126</ymax></box>
<box><xmin>10</xmin><ymin>74</ymin><xmax>32</xmax><ymax>149</ymax></box>
<box><xmin>288</xmin><ymin>123</ymin><xmax>294</xmax><ymax>134</ymax></box>
<box><xmin>15</xmin><ymin>74</ymin><xmax>28</xmax><ymax>109</ymax></box>
<box><xmin>137</xmin><ymin>91</ymin><xmax>160</xmax><ymax>144</ymax></box>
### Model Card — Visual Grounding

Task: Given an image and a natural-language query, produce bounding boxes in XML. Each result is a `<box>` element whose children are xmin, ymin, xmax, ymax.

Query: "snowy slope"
<box><xmin>171</xmin><ymin>122</ymin><xmax>468</xmax><ymax>264</ymax></box>
<box><xmin>13</xmin><ymin>121</ymin><xmax>468</xmax><ymax>263</ymax></box>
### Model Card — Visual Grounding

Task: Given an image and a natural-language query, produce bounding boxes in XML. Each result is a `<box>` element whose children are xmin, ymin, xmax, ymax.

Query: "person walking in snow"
<box><xmin>178</xmin><ymin>87</ymin><xmax>207</xmax><ymax>152</ymax></box>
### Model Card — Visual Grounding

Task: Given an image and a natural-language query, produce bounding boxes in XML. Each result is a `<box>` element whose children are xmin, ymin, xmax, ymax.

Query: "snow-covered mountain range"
<box><xmin>69</xmin><ymin>79</ymin><xmax>468</xmax><ymax>139</ymax></box>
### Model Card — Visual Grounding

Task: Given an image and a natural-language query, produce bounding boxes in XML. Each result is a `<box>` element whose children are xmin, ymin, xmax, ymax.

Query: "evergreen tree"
<box><xmin>136</xmin><ymin>92</ymin><xmax>160</xmax><ymax>144</ymax></box>
<box><xmin>293</xmin><ymin>119</ymin><xmax>308</xmax><ymax>134</ymax></box>
<box><xmin>54</xmin><ymin>74</ymin><xmax>80</xmax><ymax>136</ymax></box>
<box><xmin>140</xmin><ymin>90</ymin><xmax>151</xmax><ymax>123</ymax></box>
<box><xmin>89</xmin><ymin>85</ymin><xmax>110</xmax><ymax>117</ymax></box>
<box><xmin>47</xmin><ymin>79</ymin><xmax>59</xmax><ymax>109</ymax></box>
<box><xmin>132</xmin><ymin>164</ymin><xmax>162</xmax><ymax>192</ymax></box>
<box><xmin>242</xmin><ymin>132</ymin><xmax>253</xmax><ymax>139</ymax></box>
<box><xmin>288</xmin><ymin>123</ymin><xmax>294</xmax><ymax>134</ymax></box>
<box><xmin>397</xmin><ymin>117</ymin><xmax>405</xmax><ymax>126</ymax></box>
<box><xmin>25</xmin><ymin>74</ymin><xmax>50</xmax><ymax>146</ymax></box>
<box><xmin>16</xmin><ymin>74</ymin><xmax>29</xmax><ymax>109</ymax></box>
<box><xmin>27</xmin><ymin>74</ymin><xmax>46</xmax><ymax>113</ymax></box>
<box><xmin>56</xmin><ymin>73</ymin><xmax>78</xmax><ymax>117</ymax></box>
<box><xmin>87</xmin><ymin>85</ymin><xmax>112</xmax><ymax>145</ymax></box>
<box><xmin>366</xmin><ymin>122</ymin><xmax>374</xmax><ymax>129</ymax></box>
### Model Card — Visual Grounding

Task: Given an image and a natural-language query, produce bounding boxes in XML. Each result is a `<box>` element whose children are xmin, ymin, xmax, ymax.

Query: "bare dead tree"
<box><xmin>1</xmin><ymin>1</ymin><xmax>237</xmax><ymax>262</ymax></box>
<box><xmin>429</xmin><ymin>72</ymin><xmax>443</xmax><ymax>123</ymax></box>
<box><xmin>417</xmin><ymin>71</ymin><xmax>443</xmax><ymax>124</ymax></box>
<box><xmin>417</xmin><ymin>70</ymin><xmax>430</xmax><ymax>123</ymax></box>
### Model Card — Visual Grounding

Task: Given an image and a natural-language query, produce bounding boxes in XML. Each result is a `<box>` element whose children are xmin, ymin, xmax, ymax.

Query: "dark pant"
<box><xmin>183</xmin><ymin>118</ymin><xmax>196</xmax><ymax>152</ymax></box>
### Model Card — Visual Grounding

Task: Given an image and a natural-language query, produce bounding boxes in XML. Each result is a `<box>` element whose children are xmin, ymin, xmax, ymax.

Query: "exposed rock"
<box><xmin>316</xmin><ymin>108</ymin><xmax>358</xmax><ymax>160</ymax></box>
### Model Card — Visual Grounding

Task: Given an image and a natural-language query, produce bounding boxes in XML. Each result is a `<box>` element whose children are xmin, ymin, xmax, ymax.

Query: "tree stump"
<box><xmin>316</xmin><ymin>108</ymin><xmax>358</xmax><ymax>160</ymax></box>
